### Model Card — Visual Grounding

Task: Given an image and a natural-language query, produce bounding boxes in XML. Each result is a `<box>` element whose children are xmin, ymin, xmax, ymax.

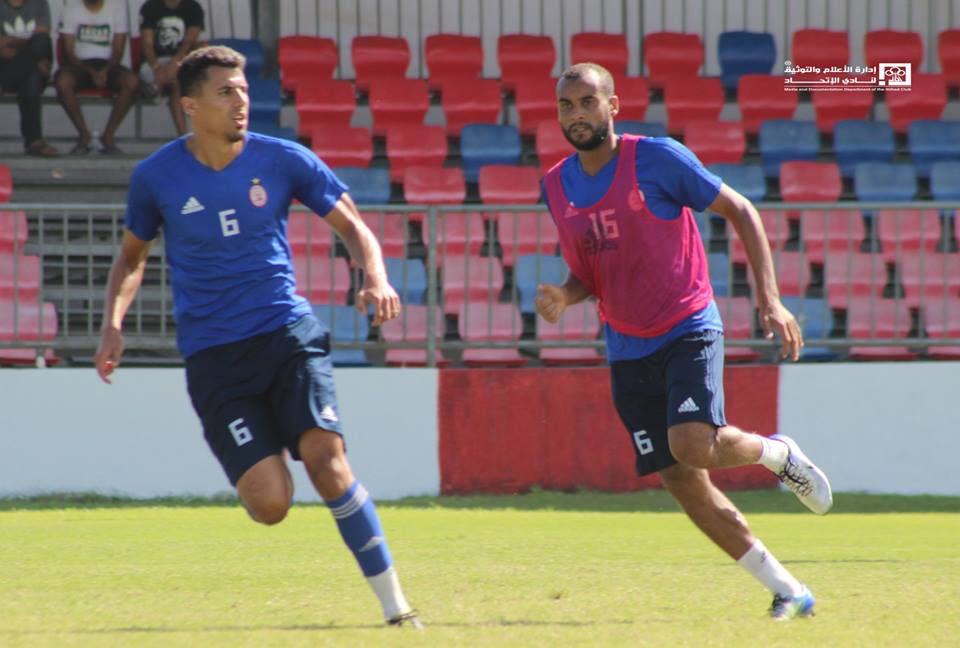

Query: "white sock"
<box><xmin>757</xmin><ymin>436</ymin><xmax>789</xmax><ymax>472</ymax></box>
<box><xmin>366</xmin><ymin>566</ymin><xmax>412</xmax><ymax>620</ymax></box>
<box><xmin>737</xmin><ymin>540</ymin><xmax>803</xmax><ymax>597</ymax></box>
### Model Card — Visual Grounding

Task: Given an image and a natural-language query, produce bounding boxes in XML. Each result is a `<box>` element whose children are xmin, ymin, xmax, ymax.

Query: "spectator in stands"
<box><xmin>55</xmin><ymin>0</ymin><xmax>139</xmax><ymax>154</ymax></box>
<box><xmin>138</xmin><ymin>0</ymin><xmax>203</xmax><ymax>135</ymax></box>
<box><xmin>0</xmin><ymin>0</ymin><xmax>59</xmax><ymax>156</ymax></box>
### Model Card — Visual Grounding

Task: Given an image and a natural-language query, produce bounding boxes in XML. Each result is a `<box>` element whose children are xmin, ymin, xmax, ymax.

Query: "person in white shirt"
<box><xmin>54</xmin><ymin>0</ymin><xmax>138</xmax><ymax>154</ymax></box>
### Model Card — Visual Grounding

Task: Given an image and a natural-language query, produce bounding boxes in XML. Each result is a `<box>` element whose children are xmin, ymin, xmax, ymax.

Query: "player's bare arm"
<box><xmin>535</xmin><ymin>273</ymin><xmax>591</xmax><ymax>324</ymax></box>
<box><xmin>94</xmin><ymin>230</ymin><xmax>153</xmax><ymax>383</ymax></box>
<box><xmin>708</xmin><ymin>183</ymin><xmax>803</xmax><ymax>361</ymax></box>
<box><xmin>324</xmin><ymin>192</ymin><xmax>400</xmax><ymax>326</ymax></box>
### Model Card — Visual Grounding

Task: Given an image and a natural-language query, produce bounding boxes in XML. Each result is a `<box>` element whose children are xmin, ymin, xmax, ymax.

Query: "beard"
<box><xmin>226</xmin><ymin>129</ymin><xmax>245</xmax><ymax>143</ymax></box>
<box><xmin>562</xmin><ymin>121</ymin><xmax>610</xmax><ymax>151</ymax></box>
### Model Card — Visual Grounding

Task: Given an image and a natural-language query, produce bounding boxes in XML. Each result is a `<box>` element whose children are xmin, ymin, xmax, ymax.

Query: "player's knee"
<box><xmin>668</xmin><ymin>423</ymin><xmax>720</xmax><ymax>468</ymax></box>
<box><xmin>244</xmin><ymin>496</ymin><xmax>290</xmax><ymax>526</ymax></box>
<box><xmin>120</xmin><ymin>72</ymin><xmax>140</xmax><ymax>93</ymax></box>
<box><xmin>54</xmin><ymin>70</ymin><xmax>75</xmax><ymax>94</ymax></box>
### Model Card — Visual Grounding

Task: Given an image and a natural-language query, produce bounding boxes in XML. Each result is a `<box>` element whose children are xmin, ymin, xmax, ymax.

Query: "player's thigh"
<box><xmin>198</xmin><ymin>396</ymin><xmax>284</xmax><ymax>487</ymax></box>
<box><xmin>609</xmin><ymin>359</ymin><xmax>677</xmax><ymax>476</ymax></box>
<box><xmin>663</xmin><ymin>330</ymin><xmax>727</xmax><ymax>430</ymax></box>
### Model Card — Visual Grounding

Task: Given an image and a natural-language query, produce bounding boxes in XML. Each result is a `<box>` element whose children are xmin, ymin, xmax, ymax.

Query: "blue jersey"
<box><xmin>125</xmin><ymin>133</ymin><xmax>347</xmax><ymax>358</ymax></box>
<box><xmin>558</xmin><ymin>136</ymin><xmax>724</xmax><ymax>362</ymax></box>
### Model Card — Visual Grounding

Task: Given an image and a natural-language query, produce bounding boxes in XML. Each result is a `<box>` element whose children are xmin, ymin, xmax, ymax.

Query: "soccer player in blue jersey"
<box><xmin>93</xmin><ymin>46</ymin><xmax>421</xmax><ymax>628</ymax></box>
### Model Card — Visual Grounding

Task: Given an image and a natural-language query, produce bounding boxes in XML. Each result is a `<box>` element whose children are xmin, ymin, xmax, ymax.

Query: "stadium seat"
<box><xmin>800</xmin><ymin>209</ymin><xmax>866</xmax><ymax>263</ymax></box>
<box><xmin>683</xmin><ymin>121</ymin><xmax>746</xmax><ymax>166</ymax></box>
<box><xmin>361</xmin><ymin>212</ymin><xmax>407</xmax><ymax>257</ymax></box>
<box><xmin>403</xmin><ymin>167</ymin><xmax>466</xmax><ymax>207</ymax></box>
<box><xmin>309</xmin><ymin>127</ymin><xmax>373</xmax><ymax>168</ymax></box>
<box><xmin>0</xmin><ymin>165</ymin><xmax>10</xmax><ymax>203</ymax></box>
<box><xmin>779</xmin><ymin>296</ymin><xmax>836</xmax><ymax>360</ymax></box>
<box><xmin>853</xmin><ymin>163</ymin><xmax>918</xmax><ymax>202</ymax></box>
<box><xmin>380</xmin><ymin>304</ymin><xmax>449</xmax><ymax>367</ymax></box>
<box><xmin>707</xmin><ymin>251</ymin><xmax>731</xmax><ymax>295</ymax></box>
<box><xmin>537</xmin><ymin>301</ymin><xmax>603</xmax><ymax>365</ymax></box>
<box><xmin>278</xmin><ymin>36</ymin><xmax>338</xmax><ymax>94</ymax></box>
<box><xmin>0</xmin><ymin>299</ymin><xmax>57</xmax><ymax>366</ymax></box>
<box><xmin>352</xmin><ymin>35</ymin><xmax>411</xmax><ymax>91</ymax></box>
<box><xmin>497</xmin><ymin>34</ymin><xmax>556</xmax><ymax>94</ymax></box>
<box><xmin>312</xmin><ymin>304</ymin><xmax>370</xmax><ymax>366</ymax></box>
<box><xmin>614</xmin><ymin>121</ymin><xmax>667</xmax><ymax>137</ymax></box>
<box><xmin>613</xmin><ymin>76</ymin><xmax>649</xmax><ymax>121</ymax></box>
<box><xmin>907</xmin><ymin>120</ymin><xmax>960</xmax><ymax>178</ymax></box>
<box><xmin>791</xmin><ymin>29</ymin><xmax>849</xmax><ymax>69</ymax></box>
<box><xmin>295</xmin><ymin>80</ymin><xmax>356</xmax><ymax>131</ymax></box>
<box><xmin>425</xmin><ymin>34</ymin><xmax>484</xmax><ymax>92</ymax></box>
<box><xmin>922</xmin><ymin>297</ymin><xmax>960</xmax><ymax>359</ymax></box>
<box><xmin>536</xmin><ymin>121</ymin><xmax>574</xmax><ymax>175</ymax></box>
<box><xmin>938</xmin><ymin>29</ymin><xmax>960</xmax><ymax>88</ymax></box>
<box><xmin>753</xmin><ymin>251</ymin><xmax>813</xmax><ymax>297</ymax></box>
<box><xmin>864</xmin><ymin>30</ymin><xmax>923</xmax><ymax>70</ymax></box>
<box><xmin>570</xmin><ymin>32</ymin><xmax>629</xmax><ymax>78</ymax></box>
<box><xmin>717</xmin><ymin>31</ymin><xmax>776</xmax><ymax>90</ymax></box>
<box><xmin>336</xmin><ymin>167</ymin><xmax>391</xmax><ymax>204</ymax></box>
<box><xmin>384</xmin><ymin>257</ymin><xmax>427</xmax><ymax>305</ymax></box>
<box><xmin>479</xmin><ymin>165</ymin><xmax>541</xmax><ymax>205</ymax></box>
<box><xmin>0</xmin><ymin>211</ymin><xmax>27</xmax><ymax>252</ymax></box>
<box><xmin>497</xmin><ymin>212</ymin><xmax>559</xmax><ymax>268</ymax></box>
<box><xmin>286</xmin><ymin>211</ymin><xmax>334</xmax><ymax>256</ymax></box>
<box><xmin>728</xmin><ymin>210</ymin><xmax>792</xmax><ymax>264</ymax></box>
<box><xmin>459</xmin><ymin>302</ymin><xmax>527</xmax><ymax>366</ymax></box>
<box><xmin>930</xmin><ymin>161</ymin><xmax>960</xmax><ymax>200</ymax></box>
<box><xmin>248</xmin><ymin>79</ymin><xmax>282</xmax><ymax>126</ymax></box>
<box><xmin>643</xmin><ymin>32</ymin><xmax>704</xmax><ymax>88</ymax></box>
<box><xmin>846</xmin><ymin>297</ymin><xmax>917</xmax><ymax>360</ymax></box>
<box><xmin>779</xmin><ymin>162</ymin><xmax>842</xmax><ymax>202</ymax></box>
<box><xmin>209</xmin><ymin>38</ymin><xmax>264</xmax><ymax>77</ymax></box>
<box><xmin>515</xmin><ymin>79</ymin><xmax>559</xmax><ymax>135</ymax></box>
<box><xmin>0</xmin><ymin>253</ymin><xmax>40</xmax><ymax>300</ymax></box>
<box><xmin>251</xmin><ymin>124</ymin><xmax>296</xmax><ymax>141</ymax></box>
<box><xmin>884</xmin><ymin>74</ymin><xmax>947</xmax><ymax>133</ymax></box>
<box><xmin>810</xmin><ymin>86</ymin><xmax>874</xmax><ymax>133</ymax></box>
<box><xmin>386</xmin><ymin>125</ymin><xmax>447</xmax><ymax>184</ymax></box>
<box><xmin>758</xmin><ymin>120</ymin><xmax>820</xmax><ymax>178</ymax></box>
<box><xmin>426</xmin><ymin>212</ymin><xmax>487</xmax><ymax>259</ymax></box>
<box><xmin>898</xmin><ymin>252</ymin><xmax>960</xmax><ymax>307</ymax></box>
<box><xmin>460</xmin><ymin>125</ymin><xmax>522</xmax><ymax>183</ymax></box>
<box><xmin>292</xmin><ymin>256</ymin><xmax>351</xmax><ymax>304</ymax></box>
<box><xmin>714</xmin><ymin>296</ymin><xmax>759</xmax><ymax>361</ymax></box>
<box><xmin>440</xmin><ymin>79</ymin><xmax>502</xmax><ymax>136</ymax></box>
<box><xmin>824</xmin><ymin>251</ymin><xmax>888</xmax><ymax>306</ymax></box>
<box><xmin>832</xmin><ymin>121</ymin><xmax>895</xmax><ymax>177</ymax></box>
<box><xmin>707</xmin><ymin>163</ymin><xmax>765</xmax><ymax>201</ymax></box>
<box><xmin>737</xmin><ymin>74</ymin><xmax>798</xmax><ymax>134</ymax></box>
<box><xmin>663</xmin><ymin>77</ymin><xmax>724</xmax><ymax>135</ymax></box>
<box><xmin>514</xmin><ymin>254</ymin><xmax>568</xmax><ymax>315</ymax></box>
<box><xmin>875</xmin><ymin>209</ymin><xmax>941</xmax><ymax>261</ymax></box>
<box><xmin>368</xmin><ymin>78</ymin><xmax>430</xmax><ymax>136</ymax></box>
<box><xmin>442</xmin><ymin>255</ymin><xmax>504</xmax><ymax>315</ymax></box>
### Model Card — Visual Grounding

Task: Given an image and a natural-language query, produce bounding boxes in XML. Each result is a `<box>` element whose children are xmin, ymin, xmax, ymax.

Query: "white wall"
<box><xmin>779</xmin><ymin>363</ymin><xmax>960</xmax><ymax>496</ymax></box>
<box><xmin>0</xmin><ymin>367</ymin><xmax>439</xmax><ymax>501</ymax></box>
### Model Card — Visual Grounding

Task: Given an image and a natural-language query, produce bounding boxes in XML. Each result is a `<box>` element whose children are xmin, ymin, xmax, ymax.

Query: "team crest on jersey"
<box><xmin>627</xmin><ymin>188</ymin><xmax>646</xmax><ymax>211</ymax></box>
<box><xmin>249</xmin><ymin>178</ymin><xmax>268</xmax><ymax>207</ymax></box>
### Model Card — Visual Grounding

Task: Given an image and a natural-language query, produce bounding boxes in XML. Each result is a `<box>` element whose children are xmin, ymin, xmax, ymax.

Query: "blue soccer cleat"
<box><xmin>770</xmin><ymin>585</ymin><xmax>816</xmax><ymax>620</ymax></box>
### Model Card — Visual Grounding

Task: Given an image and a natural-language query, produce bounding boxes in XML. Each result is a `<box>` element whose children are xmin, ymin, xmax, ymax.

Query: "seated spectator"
<box><xmin>54</xmin><ymin>0</ymin><xmax>139</xmax><ymax>154</ymax></box>
<box><xmin>138</xmin><ymin>0</ymin><xmax>203</xmax><ymax>135</ymax></box>
<box><xmin>0</xmin><ymin>0</ymin><xmax>59</xmax><ymax>156</ymax></box>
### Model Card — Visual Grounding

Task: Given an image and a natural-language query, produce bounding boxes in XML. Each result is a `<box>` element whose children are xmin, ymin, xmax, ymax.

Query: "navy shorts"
<box><xmin>185</xmin><ymin>314</ymin><xmax>342</xmax><ymax>486</ymax></box>
<box><xmin>610</xmin><ymin>330</ymin><xmax>727</xmax><ymax>476</ymax></box>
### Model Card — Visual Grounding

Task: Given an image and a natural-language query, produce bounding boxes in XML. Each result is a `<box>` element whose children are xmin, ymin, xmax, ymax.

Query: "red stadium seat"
<box><xmin>295</xmin><ymin>80</ymin><xmax>356</xmax><ymax>131</ymax></box>
<box><xmin>885</xmin><ymin>74</ymin><xmax>947</xmax><ymax>133</ymax></box>
<box><xmin>747</xmin><ymin>251</ymin><xmax>813</xmax><ymax>297</ymax></box>
<box><xmin>386</xmin><ymin>125</ymin><xmax>447</xmax><ymax>184</ymax></box>
<box><xmin>443</xmin><ymin>255</ymin><xmax>504</xmax><ymax>315</ymax></box>
<box><xmin>535</xmin><ymin>121</ymin><xmax>574</xmax><ymax>174</ymax></box>
<box><xmin>425</xmin><ymin>212</ymin><xmax>487</xmax><ymax>259</ymax></box>
<box><xmin>515</xmin><ymin>78</ymin><xmax>558</xmax><ymax>135</ymax></box>
<box><xmin>864</xmin><ymin>30</ymin><xmax>923</xmax><ymax>70</ymax></box>
<box><xmin>0</xmin><ymin>253</ymin><xmax>40</xmax><ymax>300</ymax></box>
<box><xmin>923</xmin><ymin>297</ymin><xmax>960</xmax><ymax>359</ymax></box>
<box><xmin>810</xmin><ymin>85</ymin><xmax>874</xmax><ymax>133</ymax></box>
<box><xmin>643</xmin><ymin>32</ymin><xmax>704</xmax><ymax>88</ymax></box>
<box><xmin>0</xmin><ymin>299</ymin><xmax>57</xmax><ymax>366</ymax></box>
<box><xmin>938</xmin><ymin>29</ymin><xmax>960</xmax><ymax>88</ymax></box>
<box><xmin>286</xmin><ymin>211</ymin><xmax>334</xmax><ymax>256</ymax></box>
<box><xmin>875</xmin><ymin>209</ymin><xmax>941</xmax><ymax>262</ymax></box>
<box><xmin>800</xmin><ymin>210</ymin><xmax>866</xmax><ymax>263</ymax></box>
<box><xmin>898</xmin><ymin>252</ymin><xmax>960</xmax><ymax>308</ymax></box>
<box><xmin>403</xmin><ymin>167</ymin><xmax>466</xmax><ymax>206</ymax></box>
<box><xmin>478</xmin><ymin>165</ymin><xmax>541</xmax><ymax>204</ymax></box>
<box><xmin>368</xmin><ymin>78</ymin><xmax>429</xmax><ymax>136</ymax></box>
<box><xmin>440</xmin><ymin>78</ymin><xmax>502</xmax><ymax>136</ymax></box>
<box><xmin>278</xmin><ymin>36</ymin><xmax>338</xmax><ymax>94</ymax></box>
<box><xmin>292</xmin><ymin>255</ymin><xmax>351</xmax><ymax>304</ymax></box>
<box><xmin>0</xmin><ymin>211</ymin><xmax>28</xmax><ymax>252</ymax></box>
<box><xmin>361</xmin><ymin>212</ymin><xmax>407</xmax><ymax>258</ymax></box>
<box><xmin>780</xmin><ymin>162</ymin><xmax>842</xmax><ymax>203</ymax></box>
<box><xmin>309</xmin><ymin>127</ymin><xmax>373</xmax><ymax>167</ymax></box>
<box><xmin>714</xmin><ymin>296</ymin><xmax>759</xmax><ymax>361</ymax></box>
<box><xmin>570</xmin><ymin>32</ymin><xmax>629</xmax><ymax>78</ymax></box>
<box><xmin>683</xmin><ymin>121</ymin><xmax>746</xmax><ymax>166</ymax></box>
<box><xmin>613</xmin><ymin>76</ymin><xmax>649</xmax><ymax>121</ymax></box>
<box><xmin>459</xmin><ymin>301</ymin><xmax>527</xmax><ymax>366</ymax></box>
<box><xmin>537</xmin><ymin>301</ymin><xmax>602</xmax><ymax>365</ymax></box>
<box><xmin>497</xmin><ymin>212</ymin><xmax>559</xmax><ymax>268</ymax></box>
<box><xmin>663</xmin><ymin>77</ymin><xmax>723</xmax><ymax>135</ymax></box>
<box><xmin>425</xmin><ymin>34</ymin><xmax>484</xmax><ymax>92</ymax></box>
<box><xmin>791</xmin><ymin>29</ymin><xmax>849</xmax><ymax>69</ymax></box>
<box><xmin>498</xmin><ymin>34</ymin><xmax>556</xmax><ymax>93</ymax></box>
<box><xmin>846</xmin><ymin>298</ymin><xmax>917</xmax><ymax>360</ymax></box>
<box><xmin>737</xmin><ymin>75</ymin><xmax>798</xmax><ymax>134</ymax></box>
<box><xmin>351</xmin><ymin>35</ymin><xmax>410</xmax><ymax>91</ymax></box>
<box><xmin>824</xmin><ymin>251</ymin><xmax>888</xmax><ymax>307</ymax></box>
<box><xmin>381</xmin><ymin>304</ymin><xmax>449</xmax><ymax>367</ymax></box>
<box><xmin>0</xmin><ymin>164</ymin><xmax>10</xmax><ymax>203</ymax></box>
<box><xmin>727</xmin><ymin>210</ymin><xmax>791</xmax><ymax>264</ymax></box>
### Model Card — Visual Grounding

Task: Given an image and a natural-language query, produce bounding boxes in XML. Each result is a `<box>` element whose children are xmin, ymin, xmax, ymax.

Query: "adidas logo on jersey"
<box><xmin>677</xmin><ymin>397</ymin><xmax>700</xmax><ymax>413</ymax></box>
<box><xmin>180</xmin><ymin>196</ymin><xmax>204</xmax><ymax>214</ymax></box>
<box><xmin>320</xmin><ymin>405</ymin><xmax>339</xmax><ymax>422</ymax></box>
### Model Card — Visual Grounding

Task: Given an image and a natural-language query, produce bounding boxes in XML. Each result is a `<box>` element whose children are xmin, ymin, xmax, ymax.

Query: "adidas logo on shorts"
<box><xmin>677</xmin><ymin>397</ymin><xmax>700</xmax><ymax>413</ymax></box>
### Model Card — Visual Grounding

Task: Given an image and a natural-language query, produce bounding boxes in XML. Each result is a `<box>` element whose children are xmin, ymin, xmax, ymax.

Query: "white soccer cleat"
<box><xmin>770</xmin><ymin>434</ymin><xmax>833</xmax><ymax>515</ymax></box>
<box><xmin>387</xmin><ymin>610</ymin><xmax>424</xmax><ymax>629</ymax></box>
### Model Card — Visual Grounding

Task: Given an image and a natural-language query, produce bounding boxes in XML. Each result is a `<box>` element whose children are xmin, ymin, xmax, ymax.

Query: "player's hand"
<box><xmin>535</xmin><ymin>283</ymin><xmax>567</xmax><ymax>324</ymax></box>
<box><xmin>759</xmin><ymin>299</ymin><xmax>804</xmax><ymax>361</ymax></box>
<box><xmin>94</xmin><ymin>326</ymin><xmax>125</xmax><ymax>384</ymax></box>
<box><xmin>356</xmin><ymin>281</ymin><xmax>401</xmax><ymax>326</ymax></box>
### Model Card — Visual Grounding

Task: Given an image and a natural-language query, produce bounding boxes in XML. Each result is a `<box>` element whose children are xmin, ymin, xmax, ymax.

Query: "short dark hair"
<box><xmin>558</xmin><ymin>62</ymin><xmax>615</xmax><ymax>96</ymax></box>
<box><xmin>177</xmin><ymin>45</ymin><xmax>247</xmax><ymax>97</ymax></box>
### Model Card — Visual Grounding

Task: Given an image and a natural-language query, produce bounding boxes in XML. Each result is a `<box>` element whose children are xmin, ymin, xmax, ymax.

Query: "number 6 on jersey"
<box><xmin>219</xmin><ymin>209</ymin><xmax>240</xmax><ymax>237</ymax></box>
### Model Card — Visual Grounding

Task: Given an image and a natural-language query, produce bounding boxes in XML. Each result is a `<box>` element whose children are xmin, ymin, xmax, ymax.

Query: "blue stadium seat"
<box><xmin>707</xmin><ymin>251</ymin><xmax>731</xmax><ymax>296</ymax></box>
<box><xmin>248</xmin><ymin>79</ymin><xmax>282</xmax><ymax>125</ymax></box>
<box><xmin>312</xmin><ymin>304</ymin><xmax>371</xmax><ymax>366</ymax></box>
<box><xmin>515</xmin><ymin>254</ymin><xmax>568</xmax><ymax>314</ymax></box>
<box><xmin>780</xmin><ymin>296</ymin><xmax>837</xmax><ymax>360</ymax></box>
<box><xmin>717</xmin><ymin>31</ymin><xmax>776</xmax><ymax>89</ymax></box>
<box><xmin>707</xmin><ymin>163</ymin><xmax>766</xmax><ymax>201</ymax></box>
<box><xmin>758</xmin><ymin>120</ymin><xmax>820</xmax><ymax>178</ymax></box>
<box><xmin>384</xmin><ymin>257</ymin><xmax>427</xmax><ymax>305</ymax></box>
<box><xmin>614</xmin><ymin>120</ymin><xmax>668</xmax><ymax>137</ymax></box>
<box><xmin>460</xmin><ymin>125</ymin><xmax>522</xmax><ymax>183</ymax></box>
<box><xmin>930</xmin><ymin>161</ymin><xmax>960</xmax><ymax>200</ymax></box>
<box><xmin>907</xmin><ymin>120</ymin><xmax>960</xmax><ymax>178</ymax></box>
<box><xmin>853</xmin><ymin>163</ymin><xmax>918</xmax><ymax>202</ymax></box>
<box><xmin>333</xmin><ymin>167</ymin><xmax>391</xmax><ymax>204</ymax></box>
<box><xmin>250</xmin><ymin>124</ymin><xmax>297</xmax><ymax>141</ymax></box>
<box><xmin>209</xmin><ymin>37</ymin><xmax>265</xmax><ymax>78</ymax></box>
<box><xmin>833</xmin><ymin>120</ymin><xmax>895</xmax><ymax>177</ymax></box>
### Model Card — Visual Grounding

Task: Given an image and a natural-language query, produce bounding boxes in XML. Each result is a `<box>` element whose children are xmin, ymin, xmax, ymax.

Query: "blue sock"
<box><xmin>325</xmin><ymin>481</ymin><xmax>393</xmax><ymax>577</ymax></box>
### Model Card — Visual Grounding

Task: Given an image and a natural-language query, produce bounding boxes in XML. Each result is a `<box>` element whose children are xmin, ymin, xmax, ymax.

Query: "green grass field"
<box><xmin>1</xmin><ymin>490</ymin><xmax>958</xmax><ymax>647</ymax></box>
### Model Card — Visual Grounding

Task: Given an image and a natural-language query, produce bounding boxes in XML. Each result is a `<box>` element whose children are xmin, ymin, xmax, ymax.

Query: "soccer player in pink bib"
<box><xmin>537</xmin><ymin>63</ymin><xmax>833</xmax><ymax>620</ymax></box>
